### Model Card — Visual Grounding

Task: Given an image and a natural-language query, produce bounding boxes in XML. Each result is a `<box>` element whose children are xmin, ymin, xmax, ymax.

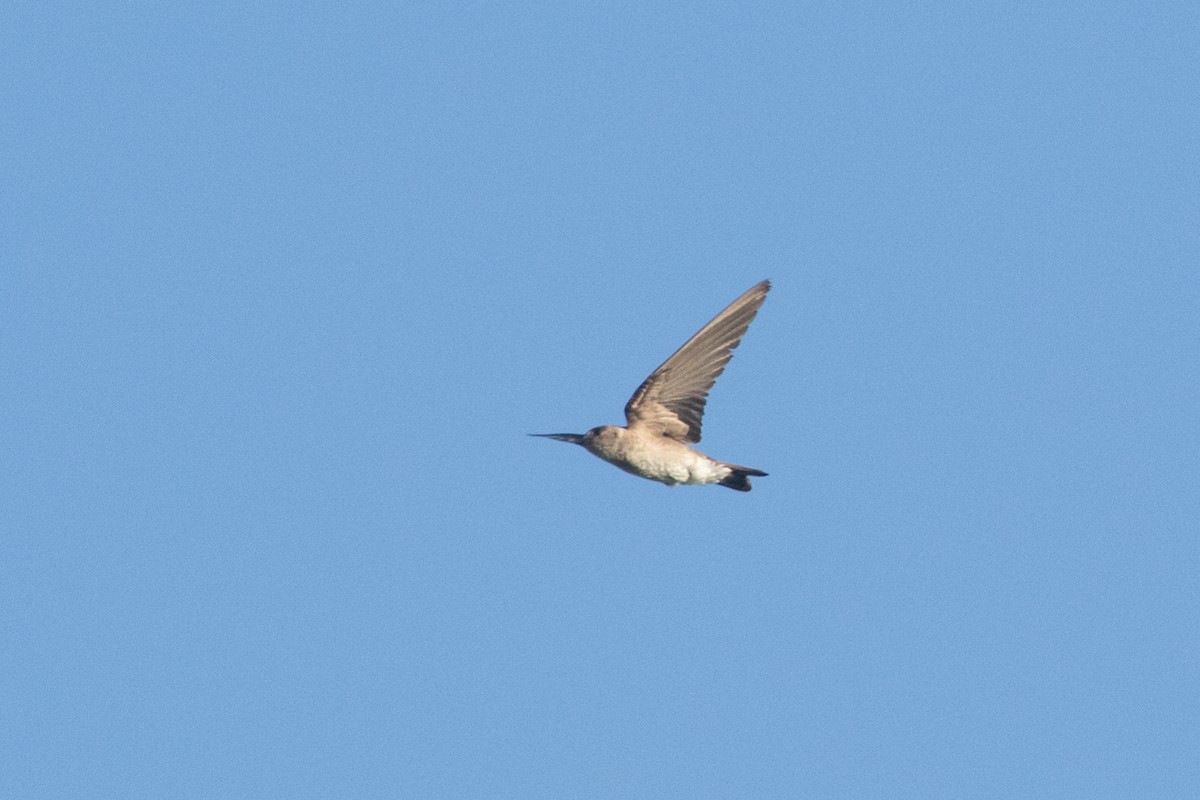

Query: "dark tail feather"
<box><xmin>718</xmin><ymin>464</ymin><xmax>768</xmax><ymax>492</ymax></box>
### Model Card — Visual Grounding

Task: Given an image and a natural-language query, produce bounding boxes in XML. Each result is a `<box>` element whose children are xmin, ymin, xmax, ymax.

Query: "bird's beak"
<box><xmin>529</xmin><ymin>433</ymin><xmax>585</xmax><ymax>445</ymax></box>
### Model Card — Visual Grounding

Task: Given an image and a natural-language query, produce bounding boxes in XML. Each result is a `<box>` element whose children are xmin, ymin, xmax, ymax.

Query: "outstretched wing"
<box><xmin>624</xmin><ymin>279</ymin><xmax>770</xmax><ymax>443</ymax></box>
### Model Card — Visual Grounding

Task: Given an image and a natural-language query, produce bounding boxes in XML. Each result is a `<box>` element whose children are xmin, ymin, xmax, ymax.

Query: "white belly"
<box><xmin>604</xmin><ymin>439</ymin><xmax>730</xmax><ymax>486</ymax></box>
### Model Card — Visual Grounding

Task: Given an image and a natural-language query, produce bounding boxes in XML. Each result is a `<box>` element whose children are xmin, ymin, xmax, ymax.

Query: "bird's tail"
<box><xmin>717</xmin><ymin>463</ymin><xmax>768</xmax><ymax>492</ymax></box>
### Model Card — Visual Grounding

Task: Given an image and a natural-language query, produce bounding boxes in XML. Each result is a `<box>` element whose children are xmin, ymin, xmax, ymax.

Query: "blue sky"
<box><xmin>4</xmin><ymin>2</ymin><xmax>1198</xmax><ymax>797</ymax></box>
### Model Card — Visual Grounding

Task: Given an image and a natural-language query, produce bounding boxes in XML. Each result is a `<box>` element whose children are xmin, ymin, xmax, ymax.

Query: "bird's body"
<box><xmin>533</xmin><ymin>280</ymin><xmax>771</xmax><ymax>492</ymax></box>
<box><xmin>572</xmin><ymin>424</ymin><xmax>758</xmax><ymax>488</ymax></box>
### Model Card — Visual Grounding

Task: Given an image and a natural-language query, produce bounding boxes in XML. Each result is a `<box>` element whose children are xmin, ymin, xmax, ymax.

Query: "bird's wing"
<box><xmin>624</xmin><ymin>279</ymin><xmax>770</xmax><ymax>443</ymax></box>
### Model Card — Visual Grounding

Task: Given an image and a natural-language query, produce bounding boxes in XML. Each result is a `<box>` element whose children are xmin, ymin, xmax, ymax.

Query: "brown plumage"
<box><xmin>532</xmin><ymin>280</ymin><xmax>771</xmax><ymax>491</ymax></box>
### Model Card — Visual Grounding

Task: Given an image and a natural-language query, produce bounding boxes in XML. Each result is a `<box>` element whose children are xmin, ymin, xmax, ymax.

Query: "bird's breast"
<box><xmin>590</xmin><ymin>431</ymin><xmax>727</xmax><ymax>486</ymax></box>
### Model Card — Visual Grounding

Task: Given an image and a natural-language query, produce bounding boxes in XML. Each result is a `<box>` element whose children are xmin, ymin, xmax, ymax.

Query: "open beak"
<box><xmin>529</xmin><ymin>433</ymin><xmax>585</xmax><ymax>445</ymax></box>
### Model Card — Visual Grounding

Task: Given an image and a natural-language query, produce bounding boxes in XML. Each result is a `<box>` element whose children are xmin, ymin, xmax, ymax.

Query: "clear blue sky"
<box><xmin>4</xmin><ymin>2</ymin><xmax>1198</xmax><ymax>798</ymax></box>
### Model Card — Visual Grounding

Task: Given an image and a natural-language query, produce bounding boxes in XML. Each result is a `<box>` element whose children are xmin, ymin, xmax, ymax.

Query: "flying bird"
<box><xmin>532</xmin><ymin>279</ymin><xmax>770</xmax><ymax>491</ymax></box>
